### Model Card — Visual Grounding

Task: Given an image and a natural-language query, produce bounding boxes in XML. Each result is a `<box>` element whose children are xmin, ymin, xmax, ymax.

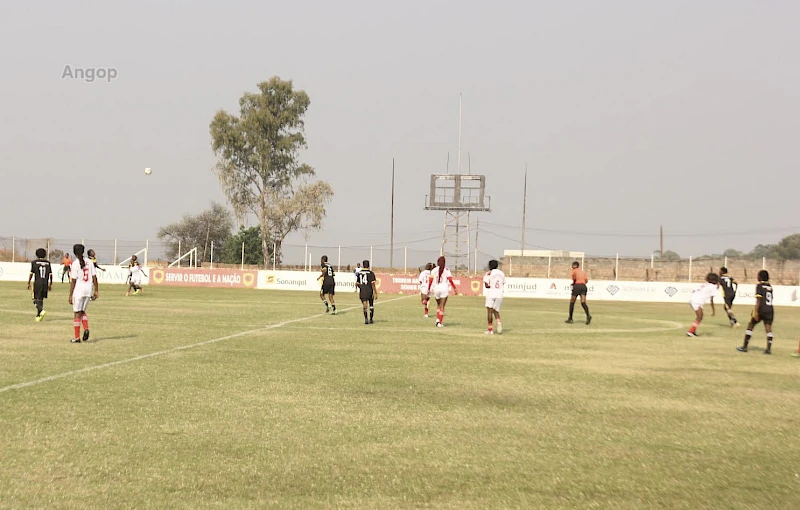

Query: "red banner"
<box><xmin>149</xmin><ymin>268</ymin><xmax>258</xmax><ymax>288</ymax></box>
<box><xmin>373</xmin><ymin>274</ymin><xmax>486</xmax><ymax>296</ymax></box>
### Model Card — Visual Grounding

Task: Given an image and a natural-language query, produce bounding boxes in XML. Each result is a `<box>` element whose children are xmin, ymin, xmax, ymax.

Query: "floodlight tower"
<box><xmin>424</xmin><ymin>95</ymin><xmax>491</xmax><ymax>272</ymax></box>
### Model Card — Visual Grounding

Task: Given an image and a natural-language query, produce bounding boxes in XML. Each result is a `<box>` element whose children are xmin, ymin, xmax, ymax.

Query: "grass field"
<box><xmin>1</xmin><ymin>281</ymin><xmax>799</xmax><ymax>509</ymax></box>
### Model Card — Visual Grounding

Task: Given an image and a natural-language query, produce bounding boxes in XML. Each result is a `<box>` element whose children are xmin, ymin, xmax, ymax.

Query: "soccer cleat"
<box><xmin>35</xmin><ymin>315</ymin><xmax>42</xmax><ymax>322</ymax></box>
<box><xmin>82</xmin><ymin>329</ymin><xmax>90</xmax><ymax>342</ymax></box>
<box><xmin>565</xmin><ymin>319</ymin><xmax>574</xmax><ymax>324</ymax></box>
<box><xmin>71</xmin><ymin>338</ymin><xmax>81</xmax><ymax>343</ymax></box>
<box><xmin>39</xmin><ymin>310</ymin><xmax>47</xmax><ymax>320</ymax></box>
<box><xmin>686</xmin><ymin>331</ymin><xmax>698</xmax><ymax>337</ymax></box>
<box><xmin>736</xmin><ymin>346</ymin><xmax>748</xmax><ymax>353</ymax></box>
<box><xmin>365</xmin><ymin>320</ymin><xmax>369</xmax><ymax>325</ymax></box>
<box><xmin>496</xmin><ymin>321</ymin><xmax>502</xmax><ymax>334</ymax></box>
<box><xmin>733</xmin><ymin>322</ymin><xmax>741</xmax><ymax>329</ymax></box>
<box><xmin>763</xmin><ymin>350</ymin><xmax>772</xmax><ymax>355</ymax></box>
<box><xmin>134</xmin><ymin>289</ymin><xmax>141</xmax><ymax>295</ymax></box>
<box><xmin>436</xmin><ymin>321</ymin><xmax>443</xmax><ymax>328</ymax></box>
<box><xmin>424</xmin><ymin>314</ymin><xmax>428</xmax><ymax>318</ymax></box>
<box><xmin>586</xmin><ymin>316</ymin><xmax>592</xmax><ymax>325</ymax></box>
<box><xmin>332</xmin><ymin>310</ymin><xmax>337</xmax><ymax>315</ymax></box>
<box><xmin>792</xmin><ymin>352</ymin><xmax>800</xmax><ymax>358</ymax></box>
<box><xmin>369</xmin><ymin>319</ymin><xmax>373</xmax><ymax>324</ymax></box>
<box><xmin>484</xmin><ymin>330</ymin><xmax>493</xmax><ymax>335</ymax></box>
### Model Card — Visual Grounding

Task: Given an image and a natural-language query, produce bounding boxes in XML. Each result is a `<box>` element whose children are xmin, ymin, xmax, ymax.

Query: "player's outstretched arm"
<box><xmin>92</xmin><ymin>275</ymin><xmax>99</xmax><ymax>300</ymax></box>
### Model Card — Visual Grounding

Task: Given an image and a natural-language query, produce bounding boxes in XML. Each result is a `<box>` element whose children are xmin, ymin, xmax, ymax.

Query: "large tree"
<box><xmin>209</xmin><ymin>76</ymin><xmax>333</xmax><ymax>265</ymax></box>
<box><xmin>157</xmin><ymin>202</ymin><xmax>234</xmax><ymax>262</ymax></box>
<box><xmin>221</xmin><ymin>226</ymin><xmax>267</xmax><ymax>265</ymax></box>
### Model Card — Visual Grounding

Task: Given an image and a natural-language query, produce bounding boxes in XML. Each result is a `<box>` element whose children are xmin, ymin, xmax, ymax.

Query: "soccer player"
<box><xmin>353</xmin><ymin>263</ymin><xmax>361</xmax><ymax>294</ymax></box>
<box><xmin>686</xmin><ymin>272</ymin><xmax>719</xmax><ymax>337</ymax></box>
<box><xmin>126</xmin><ymin>255</ymin><xmax>147</xmax><ymax>296</ymax></box>
<box><xmin>483</xmin><ymin>260</ymin><xmax>505</xmax><ymax>335</ymax></box>
<box><xmin>737</xmin><ymin>270</ymin><xmax>774</xmax><ymax>354</ymax></box>
<box><xmin>419</xmin><ymin>262</ymin><xmax>433</xmax><ymax>317</ymax></box>
<box><xmin>356</xmin><ymin>260</ymin><xmax>378</xmax><ymax>324</ymax></box>
<box><xmin>565</xmin><ymin>261</ymin><xmax>592</xmax><ymax>325</ymax></box>
<box><xmin>88</xmin><ymin>249</ymin><xmax>107</xmax><ymax>272</ymax></box>
<box><xmin>27</xmin><ymin>248</ymin><xmax>52</xmax><ymax>321</ymax></box>
<box><xmin>68</xmin><ymin>244</ymin><xmax>98</xmax><ymax>343</ymax></box>
<box><xmin>318</xmin><ymin>255</ymin><xmax>336</xmax><ymax>314</ymax></box>
<box><xmin>60</xmin><ymin>252</ymin><xmax>72</xmax><ymax>283</ymax></box>
<box><xmin>427</xmin><ymin>256</ymin><xmax>458</xmax><ymax>328</ymax></box>
<box><xmin>718</xmin><ymin>267</ymin><xmax>739</xmax><ymax>328</ymax></box>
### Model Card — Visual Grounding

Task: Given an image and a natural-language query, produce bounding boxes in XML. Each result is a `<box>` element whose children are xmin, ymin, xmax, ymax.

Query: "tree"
<box><xmin>661</xmin><ymin>250</ymin><xmax>681</xmax><ymax>260</ymax></box>
<box><xmin>221</xmin><ymin>226</ymin><xmax>267</xmax><ymax>265</ymax></box>
<box><xmin>210</xmin><ymin>76</ymin><xmax>333</xmax><ymax>266</ymax></box>
<box><xmin>722</xmin><ymin>248</ymin><xmax>743</xmax><ymax>257</ymax></box>
<box><xmin>263</xmin><ymin>180</ymin><xmax>334</xmax><ymax>258</ymax></box>
<box><xmin>775</xmin><ymin>233</ymin><xmax>800</xmax><ymax>260</ymax></box>
<box><xmin>747</xmin><ymin>243</ymin><xmax>779</xmax><ymax>259</ymax></box>
<box><xmin>157</xmin><ymin>202</ymin><xmax>233</xmax><ymax>262</ymax></box>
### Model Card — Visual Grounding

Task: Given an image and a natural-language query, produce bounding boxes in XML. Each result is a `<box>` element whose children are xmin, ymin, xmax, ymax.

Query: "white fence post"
<box><xmin>650</xmin><ymin>253</ymin><xmax>654</xmax><ymax>268</ymax></box>
<box><xmin>144</xmin><ymin>239</ymin><xmax>149</xmax><ymax>268</ymax></box>
<box><xmin>404</xmin><ymin>247</ymin><xmax>407</xmax><ymax>274</ymax></box>
<box><xmin>210</xmin><ymin>241</ymin><xmax>214</xmax><ymax>269</ymax></box>
<box><xmin>113</xmin><ymin>238</ymin><xmax>118</xmax><ymax>265</ymax></box>
<box><xmin>724</xmin><ymin>256</ymin><xmax>728</xmax><ymax>268</ymax></box>
<box><xmin>178</xmin><ymin>240</ymin><xmax>181</xmax><ymax>268</ymax></box>
<box><xmin>309</xmin><ymin>251</ymin><xmax>312</xmax><ymax>272</ymax></box>
<box><xmin>304</xmin><ymin>244</ymin><xmax>308</xmax><ymax>271</ymax></box>
<box><xmin>762</xmin><ymin>257</ymin><xmax>766</xmax><ymax>269</ymax></box>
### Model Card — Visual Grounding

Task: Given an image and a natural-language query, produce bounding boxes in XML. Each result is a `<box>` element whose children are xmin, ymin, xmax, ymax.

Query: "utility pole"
<box><xmin>390</xmin><ymin>159</ymin><xmax>395</xmax><ymax>270</ymax></box>
<box><xmin>521</xmin><ymin>165</ymin><xmax>528</xmax><ymax>255</ymax></box>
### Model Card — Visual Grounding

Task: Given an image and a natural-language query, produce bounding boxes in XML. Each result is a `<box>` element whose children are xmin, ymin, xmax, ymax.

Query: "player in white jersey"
<box><xmin>418</xmin><ymin>262</ymin><xmax>433</xmax><ymax>317</ymax></box>
<box><xmin>68</xmin><ymin>244</ymin><xmax>98</xmax><ymax>343</ymax></box>
<box><xmin>126</xmin><ymin>255</ymin><xmax>147</xmax><ymax>296</ymax></box>
<box><xmin>483</xmin><ymin>260</ymin><xmax>505</xmax><ymax>335</ymax></box>
<box><xmin>426</xmin><ymin>256</ymin><xmax>458</xmax><ymax>327</ymax></box>
<box><xmin>686</xmin><ymin>272</ymin><xmax>719</xmax><ymax>337</ymax></box>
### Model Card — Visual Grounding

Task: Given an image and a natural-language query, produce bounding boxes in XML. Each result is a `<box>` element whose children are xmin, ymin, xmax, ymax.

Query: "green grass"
<box><xmin>1</xmin><ymin>281</ymin><xmax>799</xmax><ymax>509</ymax></box>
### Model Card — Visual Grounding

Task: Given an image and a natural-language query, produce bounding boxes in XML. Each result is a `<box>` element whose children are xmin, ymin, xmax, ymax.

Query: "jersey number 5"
<box><xmin>82</xmin><ymin>268</ymin><xmax>90</xmax><ymax>282</ymax></box>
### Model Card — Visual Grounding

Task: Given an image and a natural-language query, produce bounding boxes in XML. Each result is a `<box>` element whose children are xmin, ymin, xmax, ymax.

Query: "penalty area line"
<box><xmin>0</xmin><ymin>295</ymin><xmax>412</xmax><ymax>395</ymax></box>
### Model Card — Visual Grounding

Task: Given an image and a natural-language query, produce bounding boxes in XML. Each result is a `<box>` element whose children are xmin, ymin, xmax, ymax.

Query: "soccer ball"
<box><xmin>144</xmin><ymin>168</ymin><xmax>152</xmax><ymax>175</ymax></box>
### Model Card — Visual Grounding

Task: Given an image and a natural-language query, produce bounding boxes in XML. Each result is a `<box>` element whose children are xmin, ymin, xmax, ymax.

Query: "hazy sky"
<box><xmin>2</xmin><ymin>0</ymin><xmax>799</xmax><ymax>265</ymax></box>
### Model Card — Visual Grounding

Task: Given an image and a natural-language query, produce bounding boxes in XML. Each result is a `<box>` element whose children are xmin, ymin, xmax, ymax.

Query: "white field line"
<box><xmin>0</xmin><ymin>296</ymin><xmax>412</xmax><ymax>394</ymax></box>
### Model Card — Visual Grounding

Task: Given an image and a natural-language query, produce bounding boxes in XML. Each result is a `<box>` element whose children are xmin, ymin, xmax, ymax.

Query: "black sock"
<box><xmin>581</xmin><ymin>302</ymin><xmax>590</xmax><ymax>316</ymax></box>
<box><xmin>370</xmin><ymin>306</ymin><xmax>374</xmax><ymax>320</ymax></box>
<box><xmin>568</xmin><ymin>302</ymin><xmax>575</xmax><ymax>319</ymax></box>
<box><xmin>332</xmin><ymin>305</ymin><xmax>336</xmax><ymax>311</ymax></box>
<box><xmin>766</xmin><ymin>333</ymin><xmax>774</xmax><ymax>351</ymax></box>
<box><xmin>364</xmin><ymin>309</ymin><xmax>368</xmax><ymax>321</ymax></box>
<box><xmin>743</xmin><ymin>330</ymin><xmax>752</xmax><ymax>348</ymax></box>
<box><xmin>323</xmin><ymin>301</ymin><xmax>328</xmax><ymax>307</ymax></box>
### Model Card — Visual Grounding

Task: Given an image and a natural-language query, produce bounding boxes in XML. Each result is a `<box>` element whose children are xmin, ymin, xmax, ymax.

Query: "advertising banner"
<box><xmin>0</xmin><ymin>262</ymin><xmax>148</xmax><ymax>285</ymax></box>
<box><xmin>148</xmin><ymin>268</ymin><xmax>257</xmax><ymax>288</ymax></box>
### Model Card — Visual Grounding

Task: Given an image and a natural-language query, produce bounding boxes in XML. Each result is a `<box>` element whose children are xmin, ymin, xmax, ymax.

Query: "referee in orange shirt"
<box><xmin>566</xmin><ymin>261</ymin><xmax>592</xmax><ymax>325</ymax></box>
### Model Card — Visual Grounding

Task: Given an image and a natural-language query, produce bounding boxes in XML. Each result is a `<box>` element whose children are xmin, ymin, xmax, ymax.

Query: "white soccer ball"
<box><xmin>144</xmin><ymin>168</ymin><xmax>152</xmax><ymax>175</ymax></box>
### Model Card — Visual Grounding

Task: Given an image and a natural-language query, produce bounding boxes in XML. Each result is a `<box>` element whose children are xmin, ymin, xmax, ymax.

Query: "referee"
<box><xmin>566</xmin><ymin>261</ymin><xmax>592</xmax><ymax>325</ymax></box>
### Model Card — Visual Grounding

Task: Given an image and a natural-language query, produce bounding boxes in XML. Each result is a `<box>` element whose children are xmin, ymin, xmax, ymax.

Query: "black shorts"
<box><xmin>322</xmin><ymin>283</ymin><xmax>335</xmax><ymax>295</ymax></box>
<box><xmin>724</xmin><ymin>293</ymin><xmax>735</xmax><ymax>308</ymax></box>
<box><xmin>752</xmin><ymin>310</ymin><xmax>774</xmax><ymax>326</ymax></box>
<box><xmin>32</xmin><ymin>283</ymin><xmax>49</xmax><ymax>301</ymax></box>
<box><xmin>571</xmin><ymin>284</ymin><xmax>587</xmax><ymax>297</ymax></box>
<box><xmin>360</xmin><ymin>291</ymin><xmax>374</xmax><ymax>303</ymax></box>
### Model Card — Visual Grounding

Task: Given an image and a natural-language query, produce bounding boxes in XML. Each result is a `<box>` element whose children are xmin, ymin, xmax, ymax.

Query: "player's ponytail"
<box><xmin>437</xmin><ymin>256</ymin><xmax>445</xmax><ymax>280</ymax></box>
<box><xmin>73</xmin><ymin>244</ymin><xmax>86</xmax><ymax>270</ymax></box>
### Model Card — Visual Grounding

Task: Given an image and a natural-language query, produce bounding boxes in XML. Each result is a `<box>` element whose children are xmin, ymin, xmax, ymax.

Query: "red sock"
<box><xmin>73</xmin><ymin>321</ymin><xmax>81</xmax><ymax>339</ymax></box>
<box><xmin>437</xmin><ymin>310</ymin><xmax>444</xmax><ymax>323</ymax></box>
<box><xmin>689</xmin><ymin>321</ymin><xmax>699</xmax><ymax>333</ymax></box>
<box><xmin>488</xmin><ymin>323</ymin><xmax>493</xmax><ymax>332</ymax></box>
<box><xmin>81</xmin><ymin>314</ymin><xmax>89</xmax><ymax>331</ymax></box>
<box><xmin>424</xmin><ymin>301</ymin><xmax>428</xmax><ymax>314</ymax></box>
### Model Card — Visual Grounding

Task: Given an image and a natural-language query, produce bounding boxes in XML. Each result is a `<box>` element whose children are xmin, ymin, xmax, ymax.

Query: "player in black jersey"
<box><xmin>718</xmin><ymin>267</ymin><xmax>739</xmax><ymax>328</ymax></box>
<box><xmin>26</xmin><ymin>248</ymin><xmax>53</xmax><ymax>321</ymax></box>
<box><xmin>356</xmin><ymin>260</ymin><xmax>378</xmax><ymax>324</ymax></box>
<box><xmin>737</xmin><ymin>270</ymin><xmax>774</xmax><ymax>355</ymax></box>
<box><xmin>318</xmin><ymin>255</ymin><xmax>336</xmax><ymax>314</ymax></box>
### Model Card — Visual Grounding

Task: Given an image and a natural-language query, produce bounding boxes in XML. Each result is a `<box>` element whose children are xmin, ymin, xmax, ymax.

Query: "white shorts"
<box><xmin>73</xmin><ymin>295</ymin><xmax>91</xmax><ymax>313</ymax></box>
<box><xmin>420</xmin><ymin>286</ymin><xmax>428</xmax><ymax>296</ymax></box>
<box><xmin>690</xmin><ymin>301</ymin><xmax>704</xmax><ymax>312</ymax></box>
<box><xmin>131</xmin><ymin>277</ymin><xmax>142</xmax><ymax>286</ymax></box>
<box><xmin>433</xmin><ymin>286</ymin><xmax>449</xmax><ymax>300</ymax></box>
<box><xmin>485</xmin><ymin>297</ymin><xmax>503</xmax><ymax>311</ymax></box>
